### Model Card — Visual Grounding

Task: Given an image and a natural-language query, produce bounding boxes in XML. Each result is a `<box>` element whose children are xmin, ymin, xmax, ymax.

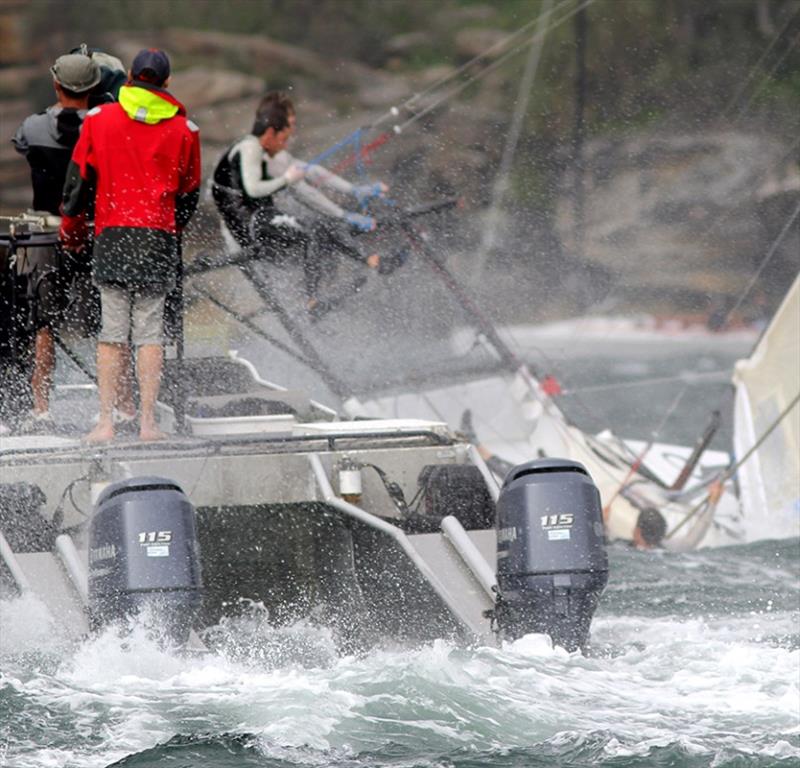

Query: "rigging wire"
<box><xmin>648</xmin><ymin>19</ymin><xmax>800</xmax><ymax>267</ymax></box>
<box><xmin>577</xmin><ymin>3</ymin><xmax>799</xmax><ymax>325</ymax></box>
<box><xmin>394</xmin><ymin>0</ymin><xmax>596</xmax><ymax>135</ymax></box>
<box><xmin>475</xmin><ymin>0</ymin><xmax>555</xmax><ymax>360</ymax></box>
<box><xmin>733</xmin><ymin>28</ymin><xmax>800</xmax><ymax>122</ymax></box>
<box><xmin>479</xmin><ymin>0</ymin><xmax>554</xmax><ymax>260</ymax></box>
<box><xmin>601</xmin><ymin>383</ymin><xmax>690</xmax><ymax>515</ymax></box>
<box><xmin>667</xmin><ymin>134</ymin><xmax>800</xmax><ymax>282</ymax></box>
<box><xmin>722</xmin><ymin>5</ymin><xmax>800</xmax><ymax>119</ymax></box>
<box><xmin>665</xmin><ymin>389</ymin><xmax>800</xmax><ymax>540</ymax></box>
<box><xmin>366</xmin><ymin>0</ymin><xmax>580</xmax><ymax>132</ymax></box>
<box><xmin>560</xmin><ymin>368</ymin><xmax>732</xmax><ymax>396</ymax></box>
<box><xmin>717</xmin><ymin>197</ymin><xmax>800</xmax><ymax>329</ymax></box>
<box><xmin>304</xmin><ymin>0</ymin><xmax>596</xmax><ymax>173</ymax></box>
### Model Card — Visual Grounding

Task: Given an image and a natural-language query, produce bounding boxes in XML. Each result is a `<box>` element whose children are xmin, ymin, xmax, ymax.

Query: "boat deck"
<box><xmin>1</xmin><ymin>416</ymin><xmax>466</xmax><ymax>525</ymax></box>
<box><xmin>0</xmin><ymin>409</ymin><xmax>499</xmax><ymax>646</ymax></box>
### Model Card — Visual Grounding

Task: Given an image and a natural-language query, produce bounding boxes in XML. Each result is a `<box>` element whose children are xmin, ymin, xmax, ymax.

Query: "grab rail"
<box><xmin>308</xmin><ymin>453</ymin><xmax>487</xmax><ymax>638</ymax></box>
<box><xmin>0</xmin><ymin>529</ymin><xmax>30</xmax><ymax>593</ymax></box>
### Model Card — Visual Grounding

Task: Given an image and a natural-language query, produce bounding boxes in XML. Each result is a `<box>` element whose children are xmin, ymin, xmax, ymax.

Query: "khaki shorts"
<box><xmin>98</xmin><ymin>286</ymin><xmax>165</xmax><ymax>346</ymax></box>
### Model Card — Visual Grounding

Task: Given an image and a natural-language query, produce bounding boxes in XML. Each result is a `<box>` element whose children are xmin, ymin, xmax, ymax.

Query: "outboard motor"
<box><xmin>89</xmin><ymin>477</ymin><xmax>202</xmax><ymax>644</ymax></box>
<box><xmin>495</xmin><ymin>459</ymin><xmax>608</xmax><ymax>651</ymax></box>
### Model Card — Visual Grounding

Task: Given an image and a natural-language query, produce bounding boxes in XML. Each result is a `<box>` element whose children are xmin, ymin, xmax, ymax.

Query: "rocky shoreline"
<box><xmin>1</xmin><ymin>7</ymin><xmax>797</xmax><ymax>322</ymax></box>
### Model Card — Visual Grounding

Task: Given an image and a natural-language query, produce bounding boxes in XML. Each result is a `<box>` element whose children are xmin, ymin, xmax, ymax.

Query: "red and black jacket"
<box><xmin>61</xmin><ymin>81</ymin><xmax>201</xmax><ymax>291</ymax></box>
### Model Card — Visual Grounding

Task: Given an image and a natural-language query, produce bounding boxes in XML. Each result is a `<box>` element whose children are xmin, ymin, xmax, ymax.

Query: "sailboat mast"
<box><xmin>474</xmin><ymin>0</ymin><xmax>554</xmax><ymax>278</ymax></box>
<box><xmin>571</xmin><ymin>2</ymin><xmax>588</xmax><ymax>262</ymax></box>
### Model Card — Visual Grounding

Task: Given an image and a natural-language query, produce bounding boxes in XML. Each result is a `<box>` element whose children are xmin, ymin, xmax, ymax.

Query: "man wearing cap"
<box><xmin>70</xmin><ymin>43</ymin><xmax>128</xmax><ymax>107</ymax></box>
<box><xmin>61</xmin><ymin>48</ymin><xmax>201</xmax><ymax>442</ymax></box>
<box><xmin>11</xmin><ymin>53</ymin><xmax>101</xmax><ymax>431</ymax></box>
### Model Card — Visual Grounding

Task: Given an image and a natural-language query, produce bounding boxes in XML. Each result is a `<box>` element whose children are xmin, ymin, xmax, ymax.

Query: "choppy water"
<box><xmin>4</xmin><ymin>310</ymin><xmax>797</xmax><ymax>766</ymax></box>
<box><xmin>1</xmin><ymin>537</ymin><xmax>797</xmax><ymax>768</ymax></box>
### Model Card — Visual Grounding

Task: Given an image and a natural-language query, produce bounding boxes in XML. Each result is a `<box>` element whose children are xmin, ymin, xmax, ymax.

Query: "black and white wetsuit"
<box><xmin>212</xmin><ymin>135</ymin><xmax>369</xmax><ymax>300</ymax></box>
<box><xmin>211</xmin><ymin>134</ymin><xmax>289</xmax><ymax>247</ymax></box>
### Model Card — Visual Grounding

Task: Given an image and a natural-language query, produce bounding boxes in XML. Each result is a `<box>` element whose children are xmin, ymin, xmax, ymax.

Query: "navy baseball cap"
<box><xmin>131</xmin><ymin>48</ymin><xmax>170</xmax><ymax>84</ymax></box>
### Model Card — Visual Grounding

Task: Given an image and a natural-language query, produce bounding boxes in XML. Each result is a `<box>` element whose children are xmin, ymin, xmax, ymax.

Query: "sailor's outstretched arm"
<box><xmin>303</xmin><ymin>161</ymin><xmax>354</xmax><ymax>194</ymax></box>
<box><xmin>662</xmin><ymin>502</ymin><xmax>715</xmax><ymax>552</ymax></box>
<box><xmin>270</xmin><ymin>150</ymin><xmax>347</xmax><ymax>218</ymax></box>
<box><xmin>305</xmin><ymin>164</ymin><xmax>387</xmax><ymax>204</ymax></box>
<box><xmin>239</xmin><ymin>139</ymin><xmax>294</xmax><ymax>199</ymax></box>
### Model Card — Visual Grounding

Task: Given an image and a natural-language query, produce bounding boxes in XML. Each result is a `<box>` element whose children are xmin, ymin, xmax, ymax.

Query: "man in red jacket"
<box><xmin>61</xmin><ymin>49</ymin><xmax>201</xmax><ymax>442</ymax></box>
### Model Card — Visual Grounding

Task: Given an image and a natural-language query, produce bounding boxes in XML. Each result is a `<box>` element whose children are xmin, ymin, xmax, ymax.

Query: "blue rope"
<box><xmin>306</xmin><ymin>127</ymin><xmax>363</xmax><ymax>169</ymax></box>
<box><xmin>305</xmin><ymin>126</ymin><xmax>377</xmax><ymax>211</ymax></box>
<box><xmin>355</xmin><ymin>130</ymin><xmax>365</xmax><ymax>178</ymax></box>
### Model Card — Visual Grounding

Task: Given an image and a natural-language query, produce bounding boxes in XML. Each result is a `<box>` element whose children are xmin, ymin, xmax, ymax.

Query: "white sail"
<box><xmin>732</xmin><ymin>274</ymin><xmax>800</xmax><ymax>541</ymax></box>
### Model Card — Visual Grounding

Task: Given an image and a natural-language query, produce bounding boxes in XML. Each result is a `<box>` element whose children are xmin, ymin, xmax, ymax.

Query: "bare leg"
<box><xmin>137</xmin><ymin>343</ymin><xmax>165</xmax><ymax>441</ymax></box>
<box><xmin>85</xmin><ymin>341</ymin><xmax>123</xmax><ymax>443</ymax></box>
<box><xmin>31</xmin><ymin>327</ymin><xmax>55</xmax><ymax>415</ymax></box>
<box><xmin>115</xmin><ymin>345</ymin><xmax>136</xmax><ymax>418</ymax></box>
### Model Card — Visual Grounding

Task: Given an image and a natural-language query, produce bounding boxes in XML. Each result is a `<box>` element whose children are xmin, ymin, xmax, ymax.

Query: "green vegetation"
<box><xmin>20</xmin><ymin>0</ymin><xmax>800</xmax><ymax>216</ymax></box>
<box><xmin>28</xmin><ymin>0</ymin><xmax>800</xmax><ymax>136</ymax></box>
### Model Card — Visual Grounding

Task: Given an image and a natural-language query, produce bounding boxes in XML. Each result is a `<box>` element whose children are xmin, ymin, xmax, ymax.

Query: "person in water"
<box><xmin>461</xmin><ymin>407</ymin><xmax>674</xmax><ymax>551</ymax></box>
<box><xmin>632</xmin><ymin>507</ymin><xmax>667</xmax><ymax>549</ymax></box>
<box><xmin>212</xmin><ymin>91</ymin><xmax>403</xmax><ymax>316</ymax></box>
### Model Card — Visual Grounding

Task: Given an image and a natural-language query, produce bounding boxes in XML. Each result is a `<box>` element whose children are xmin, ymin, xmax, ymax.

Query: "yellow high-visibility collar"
<box><xmin>118</xmin><ymin>85</ymin><xmax>179</xmax><ymax>125</ymax></box>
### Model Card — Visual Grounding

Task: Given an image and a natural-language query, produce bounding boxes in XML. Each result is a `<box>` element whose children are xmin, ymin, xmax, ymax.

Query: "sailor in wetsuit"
<box><xmin>212</xmin><ymin>92</ymin><xmax>399</xmax><ymax>315</ymax></box>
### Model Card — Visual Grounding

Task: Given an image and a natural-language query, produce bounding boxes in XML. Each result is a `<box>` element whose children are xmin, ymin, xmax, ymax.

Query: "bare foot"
<box><xmin>84</xmin><ymin>423</ymin><xmax>115</xmax><ymax>444</ymax></box>
<box><xmin>139</xmin><ymin>426</ymin><xmax>167</xmax><ymax>442</ymax></box>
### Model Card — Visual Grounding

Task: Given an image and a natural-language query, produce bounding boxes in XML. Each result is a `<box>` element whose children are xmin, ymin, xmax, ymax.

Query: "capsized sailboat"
<box><xmin>732</xmin><ymin>273</ymin><xmax>800</xmax><ymax>542</ymax></box>
<box><xmin>347</xmin><ymin>361</ymin><xmax>742</xmax><ymax>552</ymax></box>
<box><xmin>351</xmin><ymin>270</ymin><xmax>800</xmax><ymax>551</ymax></box>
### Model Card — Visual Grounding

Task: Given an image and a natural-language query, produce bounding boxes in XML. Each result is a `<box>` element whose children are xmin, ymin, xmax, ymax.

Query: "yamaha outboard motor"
<box><xmin>495</xmin><ymin>459</ymin><xmax>608</xmax><ymax>651</ymax></box>
<box><xmin>89</xmin><ymin>477</ymin><xmax>202</xmax><ymax>644</ymax></box>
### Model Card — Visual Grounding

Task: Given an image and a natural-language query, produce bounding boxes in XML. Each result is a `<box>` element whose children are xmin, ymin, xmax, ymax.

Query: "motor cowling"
<box><xmin>89</xmin><ymin>477</ymin><xmax>202</xmax><ymax>644</ymax></box>
<box><xmin>495</xmin><ymin>458</ymin><xmax>608</xmax><ymax>651</ymax></box>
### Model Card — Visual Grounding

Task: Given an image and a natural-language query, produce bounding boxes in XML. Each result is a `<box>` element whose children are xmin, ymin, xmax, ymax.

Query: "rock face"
<box><xmin>555</xmin><ymin>132</ymin><xmax>800</xmax><ymax>304</ymax></box>
<box><xmin>0</xmin><ymin>24</ymin><xmax>497</xmax><ymax>217</ymax></box>
<box><xmin>0</xmin><ymin>3</ymin><xmax>30</xmax><ymax>66</ymax></box>
<box><xmin>169</xmin><ymin>67</ymin><xmax>265</xmax><ymax>111</ymax></box>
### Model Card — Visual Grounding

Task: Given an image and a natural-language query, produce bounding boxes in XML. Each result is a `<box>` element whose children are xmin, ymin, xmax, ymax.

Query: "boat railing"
<box><xmin>0</xmin><ymin>528</ymin><xmax>31</xmax><ymax>593</ymax></box>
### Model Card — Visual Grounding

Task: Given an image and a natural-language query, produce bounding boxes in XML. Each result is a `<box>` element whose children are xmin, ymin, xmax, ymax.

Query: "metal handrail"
<box><xmin>0</xmin><ymin>427</ymin><xmax>455</xmax><ymax>464</ymax></box>
<box><xmin>0</xmin><ymin>529</ymin><xmax>30</xmax><ymax>593</ymax></box>
<box><xmin>307</xmin><ymin>453</ymin><xmax>487</xmax><ymax>639</ymax></box>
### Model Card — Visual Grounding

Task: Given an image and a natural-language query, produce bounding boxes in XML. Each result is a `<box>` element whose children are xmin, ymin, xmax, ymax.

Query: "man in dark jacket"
<box><xmin>61</xmin><ymin>48</ymin><xmax>201</xmax><ymax>442</ymax></box>
<box><xmin>69</xmin><ymin>44</ymin><xmax>127</xmax><ymax>106</ymax></box>
<box><xmin>12</xmin><ymin>52</ymin><xmax>101</xmax><ymax>430</ymax></box>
